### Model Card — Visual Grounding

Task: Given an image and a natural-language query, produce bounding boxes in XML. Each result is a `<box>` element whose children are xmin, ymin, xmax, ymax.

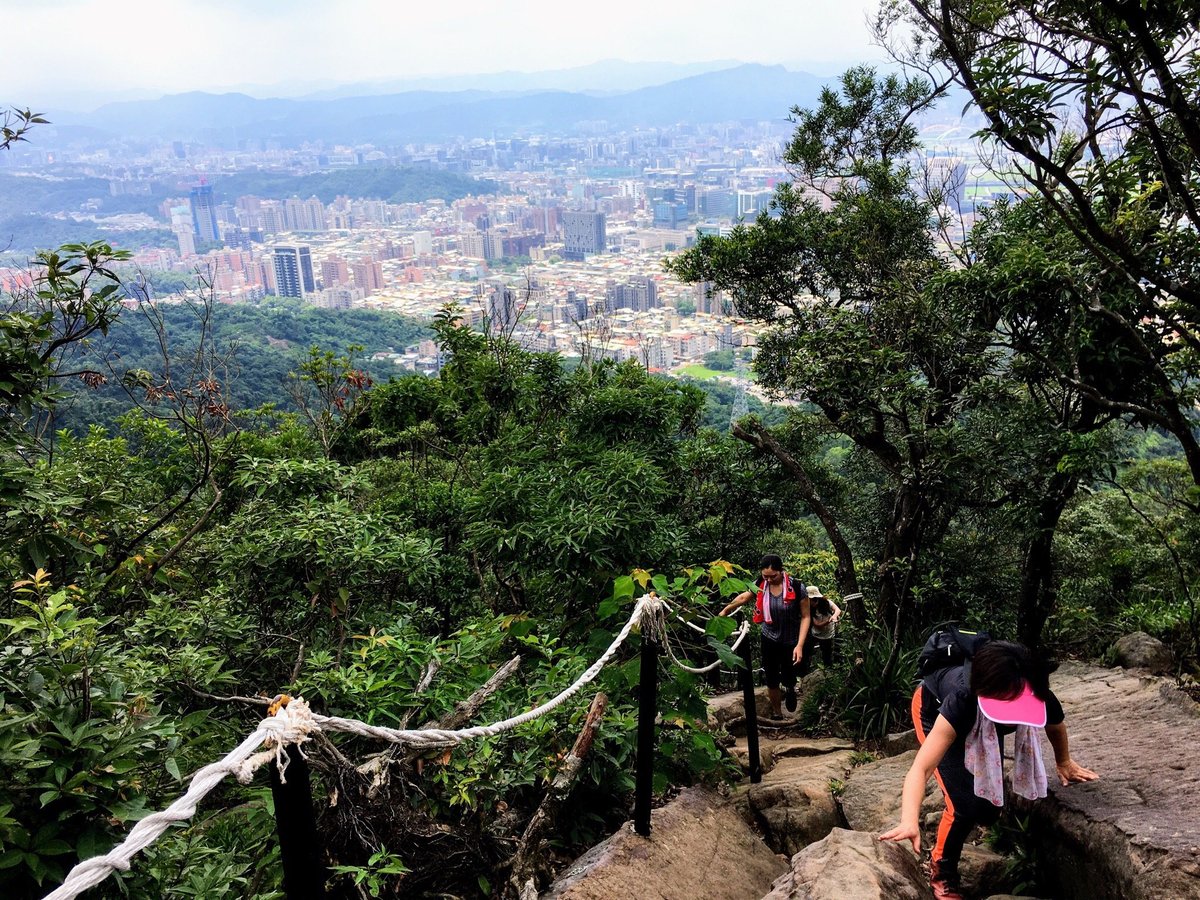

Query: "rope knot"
<box><xmin>634</xmin><ymin>593</ymin><xmax>668</xmax><ymax>644</ymax></box>
<box><xmin>234</xmin><ymin>696</ymin><xmax>320</xmax><ymax>784</ymax></box>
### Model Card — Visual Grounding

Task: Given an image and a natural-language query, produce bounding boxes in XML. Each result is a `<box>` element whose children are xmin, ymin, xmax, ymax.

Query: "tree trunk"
<box><xmin>1017</xmin><ymin>472</ymin><xmax>1080</xmax><ymax>649</ymax></box>
<box><xmin>876</xmin><ymin>481</ymin><xmax>926</xmax><ymax>634</ymax></box>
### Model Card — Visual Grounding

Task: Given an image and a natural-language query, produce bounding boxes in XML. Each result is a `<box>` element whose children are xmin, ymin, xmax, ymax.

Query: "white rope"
<box><xmin>656</xmin><ymin>598</ymin><xmax>749</xmax><ymax>675</ymax></box>
<box><xmin>43</xmin><ymin>705</ymin><xmax>317</xmax><ymax>900</ymax></box>
<box><xmin>39</xmin><ymin>596</ymin><xmax>665</xmax><ymax>900</ymax></box>
<box><xmin>662</xmin><ymin>617</ymin><xmax>749</xmax><ymax>674</ymax></box>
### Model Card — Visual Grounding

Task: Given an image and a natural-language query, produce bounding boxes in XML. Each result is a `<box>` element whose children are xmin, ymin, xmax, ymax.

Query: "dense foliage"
<box><xmin>0</xmin><ymin>250</ymin><xmax>791</xmax><ymax>898</ymax></box>
<box><xmin>53</xmin><ymin>297</ymin><xmax>429</xmax><ymax>436</ymax></box>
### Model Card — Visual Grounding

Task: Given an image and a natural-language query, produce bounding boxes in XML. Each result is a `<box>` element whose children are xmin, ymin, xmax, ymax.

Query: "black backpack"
<box><xmin>916</xmin><ymin>622</ymin><xmax>992</xmax><ymax>682</ymax></box>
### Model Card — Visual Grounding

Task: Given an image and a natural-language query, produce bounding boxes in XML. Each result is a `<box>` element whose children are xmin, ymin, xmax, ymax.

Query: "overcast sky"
<box><xmin>3</xmin><ymin>0</ymin><xmax>883</xmax><ymax>107</ymax></box>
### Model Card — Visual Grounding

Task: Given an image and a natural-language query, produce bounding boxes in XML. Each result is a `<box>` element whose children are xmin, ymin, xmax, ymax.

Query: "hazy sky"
<box><xmin>3</xmin><ymin>0</ymin><xmax>883</xmax><ymax>105</ymax></box>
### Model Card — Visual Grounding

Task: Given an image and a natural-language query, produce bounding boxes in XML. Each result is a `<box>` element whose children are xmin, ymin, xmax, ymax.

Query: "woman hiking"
<box><xmin>880</xmin><ymin>640</ymin><xmax>1098</xmax><ymax>900</ymax></box>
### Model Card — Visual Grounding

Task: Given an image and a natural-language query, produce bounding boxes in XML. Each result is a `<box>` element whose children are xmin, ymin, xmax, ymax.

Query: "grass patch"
<box><xmin>677</xmin><ymin>364</ymin><xmax>733</xmax><ymax>380</ymax></box>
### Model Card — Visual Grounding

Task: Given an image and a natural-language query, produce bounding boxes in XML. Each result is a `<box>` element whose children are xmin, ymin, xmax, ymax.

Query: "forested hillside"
<box><xmin>53</xmin><ymin>298</ymin><xmax>430</xmax><ymax>435</ymax></box>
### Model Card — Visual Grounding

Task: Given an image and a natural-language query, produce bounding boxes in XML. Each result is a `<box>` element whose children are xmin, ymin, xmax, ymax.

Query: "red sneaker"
<box><xmin>930</xmin><ymin>862</ymin><xmax>965</xmax><ymax>900</ymax></box>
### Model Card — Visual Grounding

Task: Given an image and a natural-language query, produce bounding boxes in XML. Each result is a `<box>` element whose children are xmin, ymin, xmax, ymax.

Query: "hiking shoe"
<box><xmin>930</xmin><ymin>879</ymin><xmax>965</xmax><ymax>900</ymax></box>
<box><xmin>930</xmin><ymin>863</ymin><xmax>964</xmax><ymax>900</ymax></box>
<box><xmin>784</xmin><ymin>685</ymin><xmax>797</xmax><ymax>712</ymax></box>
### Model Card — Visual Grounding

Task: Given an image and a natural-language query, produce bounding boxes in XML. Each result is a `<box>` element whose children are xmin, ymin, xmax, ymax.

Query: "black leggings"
<box><xmin>762</xmin><ymin>635</ymin><xmax>814</xmax><ymax>688</ymax></box>
<box><xmin>913</xmin><ymin>686</ymin><xmax>1002</xmax><ymax>879</ymax></box>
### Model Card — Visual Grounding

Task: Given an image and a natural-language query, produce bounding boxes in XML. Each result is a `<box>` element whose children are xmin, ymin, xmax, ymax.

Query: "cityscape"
<box><xmin>0</xmin><ymin>65</ymin><xmax>996</xmax><ymax>394</ymax></box>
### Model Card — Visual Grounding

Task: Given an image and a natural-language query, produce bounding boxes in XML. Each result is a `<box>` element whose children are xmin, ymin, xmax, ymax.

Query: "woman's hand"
<box><xmin>792</xmin><ymin>644</ymin><xmax>804</xmax><ymax>664</ymax></box>
<box><xmin>879</xmin><ymin>820</ymin><xmax>920</xmax><ymax>854</ymax></box>
<box><xmin>1056</xmin><ymin>758</ymin><xmax>1099</xmax><ymax>786</ymax></box>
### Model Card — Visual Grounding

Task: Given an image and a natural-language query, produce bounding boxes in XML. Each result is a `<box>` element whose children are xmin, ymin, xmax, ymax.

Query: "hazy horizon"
<box><xmin>2</xmin><ymin>0</ymin><xmax>883</xmax><ymax>110</ymax></box>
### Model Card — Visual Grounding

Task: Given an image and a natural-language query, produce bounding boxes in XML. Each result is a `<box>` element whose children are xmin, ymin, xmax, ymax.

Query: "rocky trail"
<box><xmin>542</xmin><ymin>658</ymin><xmax>1200</xmax><ymax>900</ymax></box>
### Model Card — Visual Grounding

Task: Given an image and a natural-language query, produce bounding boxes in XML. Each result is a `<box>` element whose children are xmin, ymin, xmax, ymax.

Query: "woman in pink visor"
<box><xmin>880</xmin><ymin>641</ymin><xmax>1098</xmax><ymax>900</ymax></box>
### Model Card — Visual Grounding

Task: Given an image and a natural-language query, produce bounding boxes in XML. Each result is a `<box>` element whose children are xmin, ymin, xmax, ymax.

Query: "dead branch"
<box><xmin>357</xmin><ymin>655</ymin><xmax>523</xmax><ymax>792</ymax></box>
<box><xmin>731</xmin><ymin>420</ymin><xmax>865</xmax><ymax>625</ymax></box>
<box><xmin>184</xmin><ymin>686</ymin><xmax>271</xmax><ymax>707</ymax></box>
<box><xmin>504</xmin><ymin>691</ymin><xmax>608</xmax><ymax>900</ymax></box>
<box><xmin>290</xmin><ymin>642</ymin><xmax>307</xmax><ymax>685</ymax></box>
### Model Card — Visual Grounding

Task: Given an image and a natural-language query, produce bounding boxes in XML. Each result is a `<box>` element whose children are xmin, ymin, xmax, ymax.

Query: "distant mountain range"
<box><xmin>296</xmin><ymin>58</ymin><xmax>749</xmax><ymax>100</ymax></box>
<box><xmin>42</xmin><ymin>64</ymin><xmax>830</xmax><ymax>147</ymax></box>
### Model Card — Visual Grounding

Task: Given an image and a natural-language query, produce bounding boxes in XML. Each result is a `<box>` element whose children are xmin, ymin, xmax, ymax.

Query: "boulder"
<box><xmin>883</xmin><ymin>729</ymin><xmax>919</xmax><ymax>756</ymax></box>
<box><xmin>762</xmin><ymin>827</ymin><xmax>932</xmax><ymax>899</ymax></box>
<box><xmin>1018</xmin><ymin>662</ymin><xmax>1200</xmax><ymax>899</ymax></box>
<box><xmin>739</xmin><ymin>750</ymin><xmax>855</xmax><ymax>856</ymax></box>
<box><xmin>727</xmin><ymin>736</ymin><xmax>855</xmax><ymax>777</ymax></box>
<box><xmin>771</xmin><ymin>736</ymin><xmax>856</xmax><ymax>759</ymax></box>
<box><xmin>1111</xmin><ymin>631</ymin><xmax>1175</xmax><ymax>675</ymax></box>
<box><xmin>708</xmin><ymin>688</ymin><xmax>773</xmax><ymax>732</ymax></box>
<box><xmin>541</xmin><ymin>788</ymin><xmax>787</xmax><ymax>900</ymax></box>
<box><xmin>959</xmin><ymin>844</ymin><xmax>1008</xmax><ymax>897</ymax></box>
<box><xmin>840</xmin><ymin>749</ymin><xmax>943</xmax><ymax>833</ymax></box>
<box><xmin>728</xmin><ymin>734</ymin><xmax>774</xmax><ymax>775</ymax></box>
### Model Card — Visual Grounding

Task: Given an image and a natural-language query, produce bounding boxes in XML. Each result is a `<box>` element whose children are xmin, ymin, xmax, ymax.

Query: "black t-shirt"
<box><xmin>923</xmin><ymin>664</ymin><xmax>1064</xmax><ymax>741</ymax></box>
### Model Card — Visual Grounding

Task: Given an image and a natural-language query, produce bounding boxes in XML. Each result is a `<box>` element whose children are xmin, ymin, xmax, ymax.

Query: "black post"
<box><xmin>633</xmin><ymin>631</ymin><xmax>659</xmax><ymax>837</ymax></box>
<box><xmin>739</xmin><ymin>623</ymin><xmax>762</xmax><ymax>784</ymax></box>
<box><xmin>269</xmin><ymin>744</ymin><xmax>328</xmax><ymax>900</ymax></box>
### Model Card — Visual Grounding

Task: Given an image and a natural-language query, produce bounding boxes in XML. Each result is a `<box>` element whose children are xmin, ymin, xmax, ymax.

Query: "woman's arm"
<box><xmin>1045</xmin><ymin>722</ymin><xmax>1099</xmax><ymax>786</ymax></box>
<box><xmin>718</xmin><ymin>590</ymin><xmax>754</xmax><ymax>617</ymax></box>
<box><xmin>879</xmin><ymin>715</ymin><xmax>957</xmax><ymax>853</ymax></box>
<box><xmin>828</xmin><ymin>599</ymin><xmax>842</xmax><ymax>623</ymax></box>
<box><xmin>793</xmin><ymin>596</ymin><xmax>812</xmax><ymax>664</ymax></box>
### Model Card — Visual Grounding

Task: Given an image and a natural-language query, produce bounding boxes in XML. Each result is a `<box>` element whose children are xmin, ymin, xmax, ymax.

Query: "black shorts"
<box><xmin>761</xmin><ymin>635</ymin><xmax>811</xmax><ymax>687</ymax></box>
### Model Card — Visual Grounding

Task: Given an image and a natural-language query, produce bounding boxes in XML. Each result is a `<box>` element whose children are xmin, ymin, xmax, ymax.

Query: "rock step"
<box><xmin>541</xmin><ymin>787</ymin><xmax>788</xmax><ymax>900</ymax></box>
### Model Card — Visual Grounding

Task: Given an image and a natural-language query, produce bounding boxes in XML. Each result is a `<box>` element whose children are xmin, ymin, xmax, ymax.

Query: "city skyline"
<box><xmin>2</xmin><ymin>0</ymin><xmax>883</xmax><ymax>109</ymax></box>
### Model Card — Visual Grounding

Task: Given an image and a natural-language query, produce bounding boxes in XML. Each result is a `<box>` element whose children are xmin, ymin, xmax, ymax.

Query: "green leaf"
<box><xmin>612</xmin><ymin>575</ymin><xmax>635</xmax><ymax>601</ymax></box>
<box><xmin>165</xmin><ymin>757</ymin><xmax>182</xmax><ymax>781</ymax></box>
<box><xmin>704</xmin><ymin>616</ymin><xmax>737</xmax><ymax>641</ymax></box>
<box><xmin>709</xmin><ymin>638</ymin><xmax>745</xmax><ymax>670</ymax></box>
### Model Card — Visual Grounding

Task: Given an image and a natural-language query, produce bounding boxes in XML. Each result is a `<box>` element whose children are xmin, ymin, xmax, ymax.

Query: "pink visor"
<box><xmin>977</xmin><ymin>682</ymin><xmax>1047</xmax><ymax>727</ymax></box>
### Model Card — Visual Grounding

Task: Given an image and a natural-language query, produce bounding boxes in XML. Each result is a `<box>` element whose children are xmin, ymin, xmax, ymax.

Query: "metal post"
<box><xmin>269</xmin><ymin>744</ymin><xmax>328</xmax><ymax>900</ymax></box>
<box><xmin>633</xmin><ymin>631</ymin><xmax>659</xmax><ymax>837</ymax></box>
<box><xmin>739</xmin><ymin>623</ymin><xmax>762</xmax><ymax>784</ymax></box>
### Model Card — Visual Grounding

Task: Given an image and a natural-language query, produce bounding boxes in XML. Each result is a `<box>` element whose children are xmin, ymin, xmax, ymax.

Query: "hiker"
<box><xmin>879</xmin><ymin>640</ymin><xmax>1098</xmax><ymax>900</ymax></box>
<box><xmin>806</xmin><ymin>585</ymin><xmax>841</xmax><ymax>667</ymax></box>
<box><xmin>718</xmin><ymin>554</ymin><xmax>811</xmax><ymax>718</ymax></box>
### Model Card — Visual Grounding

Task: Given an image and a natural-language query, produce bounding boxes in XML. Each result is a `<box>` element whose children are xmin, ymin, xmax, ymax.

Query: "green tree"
<box><xmin>670</xmin><ymin>68</ymin><xmax>997</xmax><ymax>635</ymax></box>
<box><xmin>886</xmin><ymin>0</ymin><xmax>1200</xmax><ymax>485</ymax></box>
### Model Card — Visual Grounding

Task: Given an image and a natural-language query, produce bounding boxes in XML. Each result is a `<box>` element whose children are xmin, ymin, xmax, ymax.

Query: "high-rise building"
<box><xmin>259</xmin><ymin>201</ymin><xmax>284</xmax><ymax>235</ymax></box>
<box><xmin>605</xmin><ymin>276</ymin><xmax>659</xmax><ymax>314</ymax></box>
<box><xmin>321</xmin><ymin>257</ymin><xmax>349</xmax><ymax>288</ymax></box>
<box><xmin>562</xmin><ymin>211</ymin><xmax>606</xmax><ymax>260</ymax></box>
<box><xmin>272</xmin><ymin>245</ymin><xmax>315</xmax><ymax>298</ymax></box>
<box><xmin>303</xmin><ymin>196</ymin><xmax>327</xmax><ymax>232</ymax></box>
<box><xmin>410</xmin><ymin>231</ymin><xmax>433</xmax><ymax>255</ymax></box>
<box><xmin>486</xmin><ymin>283</ymin><xmax>522</xmax><ymax>334</ymax></box>
<box><xmin>352</xmin><ymin>259</ymin><xmax>384</xmax><ymax>295</ymax></box>
<box><xmin>189</xmin><ymin>183</ymin><xmax>219</xmax><ymax>244</ymax></box>
<box><xmin>459</xmin><ymin>227</ymin><xmax>486</xmax><ymax>259</ymax></box>
<box><xmin>283</xmin><ymin>197</ymin><xmax>307</xmax><ymax>232</ymax></box>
